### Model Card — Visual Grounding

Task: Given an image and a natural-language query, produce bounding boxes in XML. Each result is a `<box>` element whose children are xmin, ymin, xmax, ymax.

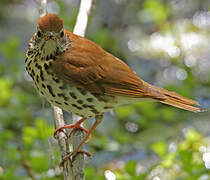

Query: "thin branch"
<box><xmin>36</xmin><ymin>0</ymin><xmax>47</xmax><ymax>17</ymax></box>
<box><xmin>70</xmin><ymin>0</ymin><xmax>95</xmax><ymax>179</ymax></box>
<box><xmin>18</xmin><ymin>147</ymin><xmax>36</xmax><ymax>180</ymax></box>
<box><xmin>52</xmin><ymin>106</ymin><xmax>72</xmax><ymax>180</ymax></box>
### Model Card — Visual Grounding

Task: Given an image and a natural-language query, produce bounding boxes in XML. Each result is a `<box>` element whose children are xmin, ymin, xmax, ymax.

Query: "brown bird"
<box><xmin>25</xmin><ymin>14</ymin><xmax>200</xmax><ymax>162</ymax></box>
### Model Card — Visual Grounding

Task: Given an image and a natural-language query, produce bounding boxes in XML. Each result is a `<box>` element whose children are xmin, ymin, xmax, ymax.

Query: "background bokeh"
<box><xmin>0</xmin><ymin>0</ymin><xmax>210</xmax><ymax>179</ymax></box>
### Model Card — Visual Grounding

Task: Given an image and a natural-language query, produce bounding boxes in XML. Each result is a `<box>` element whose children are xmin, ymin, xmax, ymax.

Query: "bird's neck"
<box><xmin>28</xmin><ymin>34</ymin><xmax>70</xmax><ymax>61</ymax></box>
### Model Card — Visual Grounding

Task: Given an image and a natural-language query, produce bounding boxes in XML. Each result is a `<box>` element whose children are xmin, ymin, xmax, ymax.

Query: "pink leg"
<box><xmin>54</xmin><ymin>117</ymin><xmax>88</xmax><ymax>137</ymax></box>
<box><xmin>60</xmin><ymin>115</ymin><xmax>103</xmax><ymax>167</ymax></box>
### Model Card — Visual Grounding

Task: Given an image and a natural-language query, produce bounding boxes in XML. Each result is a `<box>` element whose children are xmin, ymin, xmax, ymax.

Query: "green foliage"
<box><xmin>0</xmin><ymin>78</ymin><xmax>13</xmax><ymax>106</ymax></box>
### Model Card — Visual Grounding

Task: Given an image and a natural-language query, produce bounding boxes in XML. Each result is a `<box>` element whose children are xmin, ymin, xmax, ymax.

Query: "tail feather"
<box><xmin>147</xmin><ymin>84</ymin><xmax>200</xmax><ymax>112</ymax></box>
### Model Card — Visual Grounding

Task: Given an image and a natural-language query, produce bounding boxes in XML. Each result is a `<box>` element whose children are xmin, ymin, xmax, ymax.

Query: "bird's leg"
<box><xmin>60</xmin><ymin>115</ymin><xmax>103</xmax><ymax>167</ymax></box>
<box><xmin>54</xmin><ymin>117</ymin><xmax>88</xmax><ymax>138</ymax></box>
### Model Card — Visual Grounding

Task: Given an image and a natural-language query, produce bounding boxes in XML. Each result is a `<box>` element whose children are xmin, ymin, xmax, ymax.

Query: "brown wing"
<box><xmin>51</xmin><ymin>31</ymin><xmax>162</xmax><ymax>99</ymax></box>
<box><xmin>50</xmin><ymin>31</ymin><xmax>201</xmax><ymax>112</ymax></box>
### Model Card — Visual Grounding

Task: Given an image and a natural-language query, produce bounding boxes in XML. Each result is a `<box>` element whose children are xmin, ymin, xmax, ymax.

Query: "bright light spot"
<box><xmin>199</xmin><ymin>146</ymin><xmax>207</xmax><ymax>153</ymax></box>
<box><xmin>199</xmin><ymin>174</ymin><xmax>209</xmax><ymax>180</ymax></box>
<box><xmin>165</xmin><ymin>46</ymin><xmax>180</xmax><ymax>58</ymax></box>
<box><xmin>153</xmin><ymin>176</ymin><xmax>160</xmax><ymax>180</ymax></box>
<box><xmin>193</xmin><ymin>11</ymin><xmax>210</xmax><ymax>28</ymax></box>
<box><xmin>104</xmin><ymin>170</ymin><xmax>116</xmax><ymax>180</ymax></box>
<box><xmin>184</xmin><ymin>55</ymin><xmax>197</xmax><ymax>67</ymax></box>
<box><xmin>181</xmin><ymin>33</ymin><xmax>202</xmax><ymax>50</ymax></box>
<box><xmin>203</xmin><ymin>152</ymin><xmax>210</xmax><ymax>169</ymax></box>
<box><xmin>128</xmin><ymin>40</ymin><xmax>139</xmax><ymax>52</ymax></box>
<box><xmin>150</xmin><ymin>33</ymin><xmax>179</xmax><ymax>57</ymax></box>
<box><xmin>176</xmin><ymin>68</ymin><xmax>187</xmax><ymax>80</ymax></box>
<box><xmin>125</xmin><ymin>122</ymin><xmax>139</xmax><ymax>133</ymax></box>
<box><xmin>47</xmin><ymin>169</ymin><xmax>55</xmax><ymax>178</ymax></box>
<box><xmin>150</xmin><ymin>33</ymin><xmax>174</xmax><ymax>50</ymax></box>
<box><xmin>169</xmin><ymin>142</ymin><xmax>177</xmax><ymax>153</ymax></box>
<box><xmin>107</xmin><ymin>141</ymin><xmax>120</xmax><ymax>151</ymax></box>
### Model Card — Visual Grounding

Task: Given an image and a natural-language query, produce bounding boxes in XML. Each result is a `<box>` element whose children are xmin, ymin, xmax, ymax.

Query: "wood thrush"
<box><xmin>25</xmin><ymin>14</ymin><xmax>200</xmax><ymax>163</ymax></box>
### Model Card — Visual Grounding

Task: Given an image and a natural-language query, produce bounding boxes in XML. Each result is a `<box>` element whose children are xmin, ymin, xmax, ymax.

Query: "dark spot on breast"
<box><xmin>44</xmin><ymin>63</ymin><xmax>49</xmax><ymax>70</ymax></box>
<box><xmin>36</xmin><ymin>75</ymin><xmax>39</xmax><ymax>83</ymax></box>
<box><xmin>35</xmin><ymin>63</ymin><xmax>42</xmax><ymax>70</ymax></box>
<box><xmin>55</xmin><ymin>101</ymin><xmax>61</xmax><ymax>105</ymax></box>
<box><xmin>72</xmin><ymin>104</ymin><xmax>83</xmax><ymax>110</ymax></box>
<box><xmin>86</xmin><ymin>98</ymin><xmax>93</xmax><ymax>102</ymax></box>
<box><xmin>46</xmin><ymin>55</ymin><xmax>50</xmax><ymax>60</ymax></box>
<box><xmin>77</xmin><ymin>88</ymin><xmax>87</xmax><ymax>95</ymax></box>
<box><xmin>59</xmin><ymin>84</ymin><xmax>67</xmax><ymax>90</ymax></box>
<box><xmin>27</xmin><ymin>60</ymin><xmax>32</xmax><ymax>67</ymax></box>
<box><xmin>31</xmin><ymin>69</ymin><xmax>35</xmax><ymax>77</ymax></box>
<box><xmin>50</xmin><ymin>54</ymin><xmax>54</xmax><ymax>59</ymax></box>
<box><xmin>52</xmin><ymin>77</ymin><xmax>59</xmax><ymax>83</ymax></box>
<box><xmin>82</xmin><ymin>104</ymin><xmax>89</xmax><ymax>108</ymax></box>
<box><xmin>69</xmin><ymin>92</ymin><xmax>77</xmax><ymax>99</ymax></box>
<box><xmin>40</xmin><ymin>70</ymin><xmax>44</xmax><ymax>81</ymax></box>
<box><xmin>87</xmin><ymin>105</ymin><xmax>94</xmax><ymax>109</ymax></box>
<box><xmin>46</xmin><ymin>85</ymin><xmax>55</xmax><ymax>97</ymax></box>
<box><xmin>90</xmin><ymin>109</ymin><xmax>99</xmax><ymax>114</ymax></box>
<box><xmin>77</xmin><ymin>100</ymin><xmax>83</xmax><ymax>104</ymax></box>
<box><xmin>25</xmin><ymin>57</ymin><xmax>28</xmax><ymax>63</ymax></box>
<box><xmin>57</xmin><ymin>93</ymin><xmax>69</xmax><ymax>101</ymax></box>
<box><xmin>104</xmin><ymin>106</ymin><xmax>113</xmax><ymax>109</ymax></box>
<box><xmin>42</xmin><ymin>83</ymin><xmax>46</xmax><ymax>88</ymax></box>
<box><xmin>64</xmin><ymin>102</ymin><xmax>69</xmax><ymax>105</ymax></box>
<box><xmin>94</xmin><ymin>95</ymin><xmax>108</xmax><ymax>103</ymax></box>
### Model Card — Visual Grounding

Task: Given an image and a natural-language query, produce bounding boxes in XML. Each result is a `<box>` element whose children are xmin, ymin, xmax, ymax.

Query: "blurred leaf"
<box><xmin>143</xmin><ymin>0</ymin><xmax>169</xmax><ymax>24</ymax></box>
<box><xmin>35</xmin><ymin>118</ymin><xmax>54</xmax><ymax>141</ymax></box>
<box><xmin>125</xmin><ymin>161</ymin><xmax>137</xmax><ymax>176</ymax></box>
<box><xmin>151</xmin><ymin>141</ymin><xmax>167</xmax><ymax>157</ymax></box>
<box><xmin>185</xmin><ymin>129</ymin><xmax>202</xmax><ymax>142</ymax></box>
<box><xmin>161</xmin><ymin>152</ymin><xmax>176</xmax><ymax>168</ymax></box>
<box><xmin>0</xmin><ymin>78</ymin><xmax>13</xmax><ymax>106</ymax></box>
<box><xmin>29</xmin><ymin>154</ymin><xmax>48</xmax><ymax>173</ymax></box>
<box><xmin>115</xmin><ymin>106</ymin><xmax>134</xmax><ymax>119</ymax></box>
<box><xmin>0</xmin><ymin>37</ymin><xmax>20</xmax><ymax>60</ymax></box>
<box><xmin>22</xmin><ymin>126</ymin><xmax>38</xmax><ymax>146</ymax></box>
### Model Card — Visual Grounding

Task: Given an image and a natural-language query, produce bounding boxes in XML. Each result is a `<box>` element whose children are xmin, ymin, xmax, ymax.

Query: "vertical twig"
<box><xmin>18</xmin><ymin>147</ymin><xmax>36</xmax><ymax>180</ymax></box>
<box><xmin>70</xmin><ymin>0</ymin><xmax>95</xmax><ymax>179</ymax></box>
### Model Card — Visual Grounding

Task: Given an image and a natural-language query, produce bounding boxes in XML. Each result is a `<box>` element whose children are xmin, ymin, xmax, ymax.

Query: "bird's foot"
<box><xmin>59</xmin><ymin>150</ymin><xmax>92</xmax><ymax>167</ymax></box>
<box><xmin>54</xmin><ymin>117</ymin><xmax>88</xmax><ymax>138</ymax></box>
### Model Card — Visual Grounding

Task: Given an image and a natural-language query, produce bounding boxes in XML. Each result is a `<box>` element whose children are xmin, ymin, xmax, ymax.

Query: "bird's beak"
<box><xmin>48</xmin><ymin>32</ymin><xmax>54</xmax><ymax>39</ymax></box>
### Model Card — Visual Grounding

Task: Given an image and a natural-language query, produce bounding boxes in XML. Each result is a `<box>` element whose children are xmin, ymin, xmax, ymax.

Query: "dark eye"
<box><xmin>60</xmin><ymin>31</ymin><xmax>64</xmax><ymax>38</ymax></box>
<box><xmin>37</xmin><ymin>30</ymin><xmax>42</xmax><ymax>38</ymax></box>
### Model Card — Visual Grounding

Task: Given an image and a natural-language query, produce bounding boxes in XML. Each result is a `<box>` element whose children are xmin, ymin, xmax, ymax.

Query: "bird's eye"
<box><xmin>60</xmin><ymin>31</ymin><xmax>64</xmax><ymax>38</ymax></box>
<box><xmin>37</xmin><ymin>30</ymin><xmax>42</xmax><ymax>38</ymax></box>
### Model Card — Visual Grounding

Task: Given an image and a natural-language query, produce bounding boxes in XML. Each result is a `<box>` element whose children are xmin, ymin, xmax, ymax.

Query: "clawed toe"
<box><xmin>53</xmin><ymin>117</ymin><xmax>88</xmax><ymax>139</ymax></box>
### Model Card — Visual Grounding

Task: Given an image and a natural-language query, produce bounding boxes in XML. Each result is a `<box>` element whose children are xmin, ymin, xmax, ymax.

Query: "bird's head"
<box><xmin>31</xmin><ymin>14</ymin><xmax>69</xmax><ymax>59</ymax></box>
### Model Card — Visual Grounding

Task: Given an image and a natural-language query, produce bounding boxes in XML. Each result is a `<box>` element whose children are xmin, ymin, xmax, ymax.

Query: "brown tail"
<box><xmin>147</xmin><ymin>83</ymin><xmax>201</xmax><ymax>112</ymax></box>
